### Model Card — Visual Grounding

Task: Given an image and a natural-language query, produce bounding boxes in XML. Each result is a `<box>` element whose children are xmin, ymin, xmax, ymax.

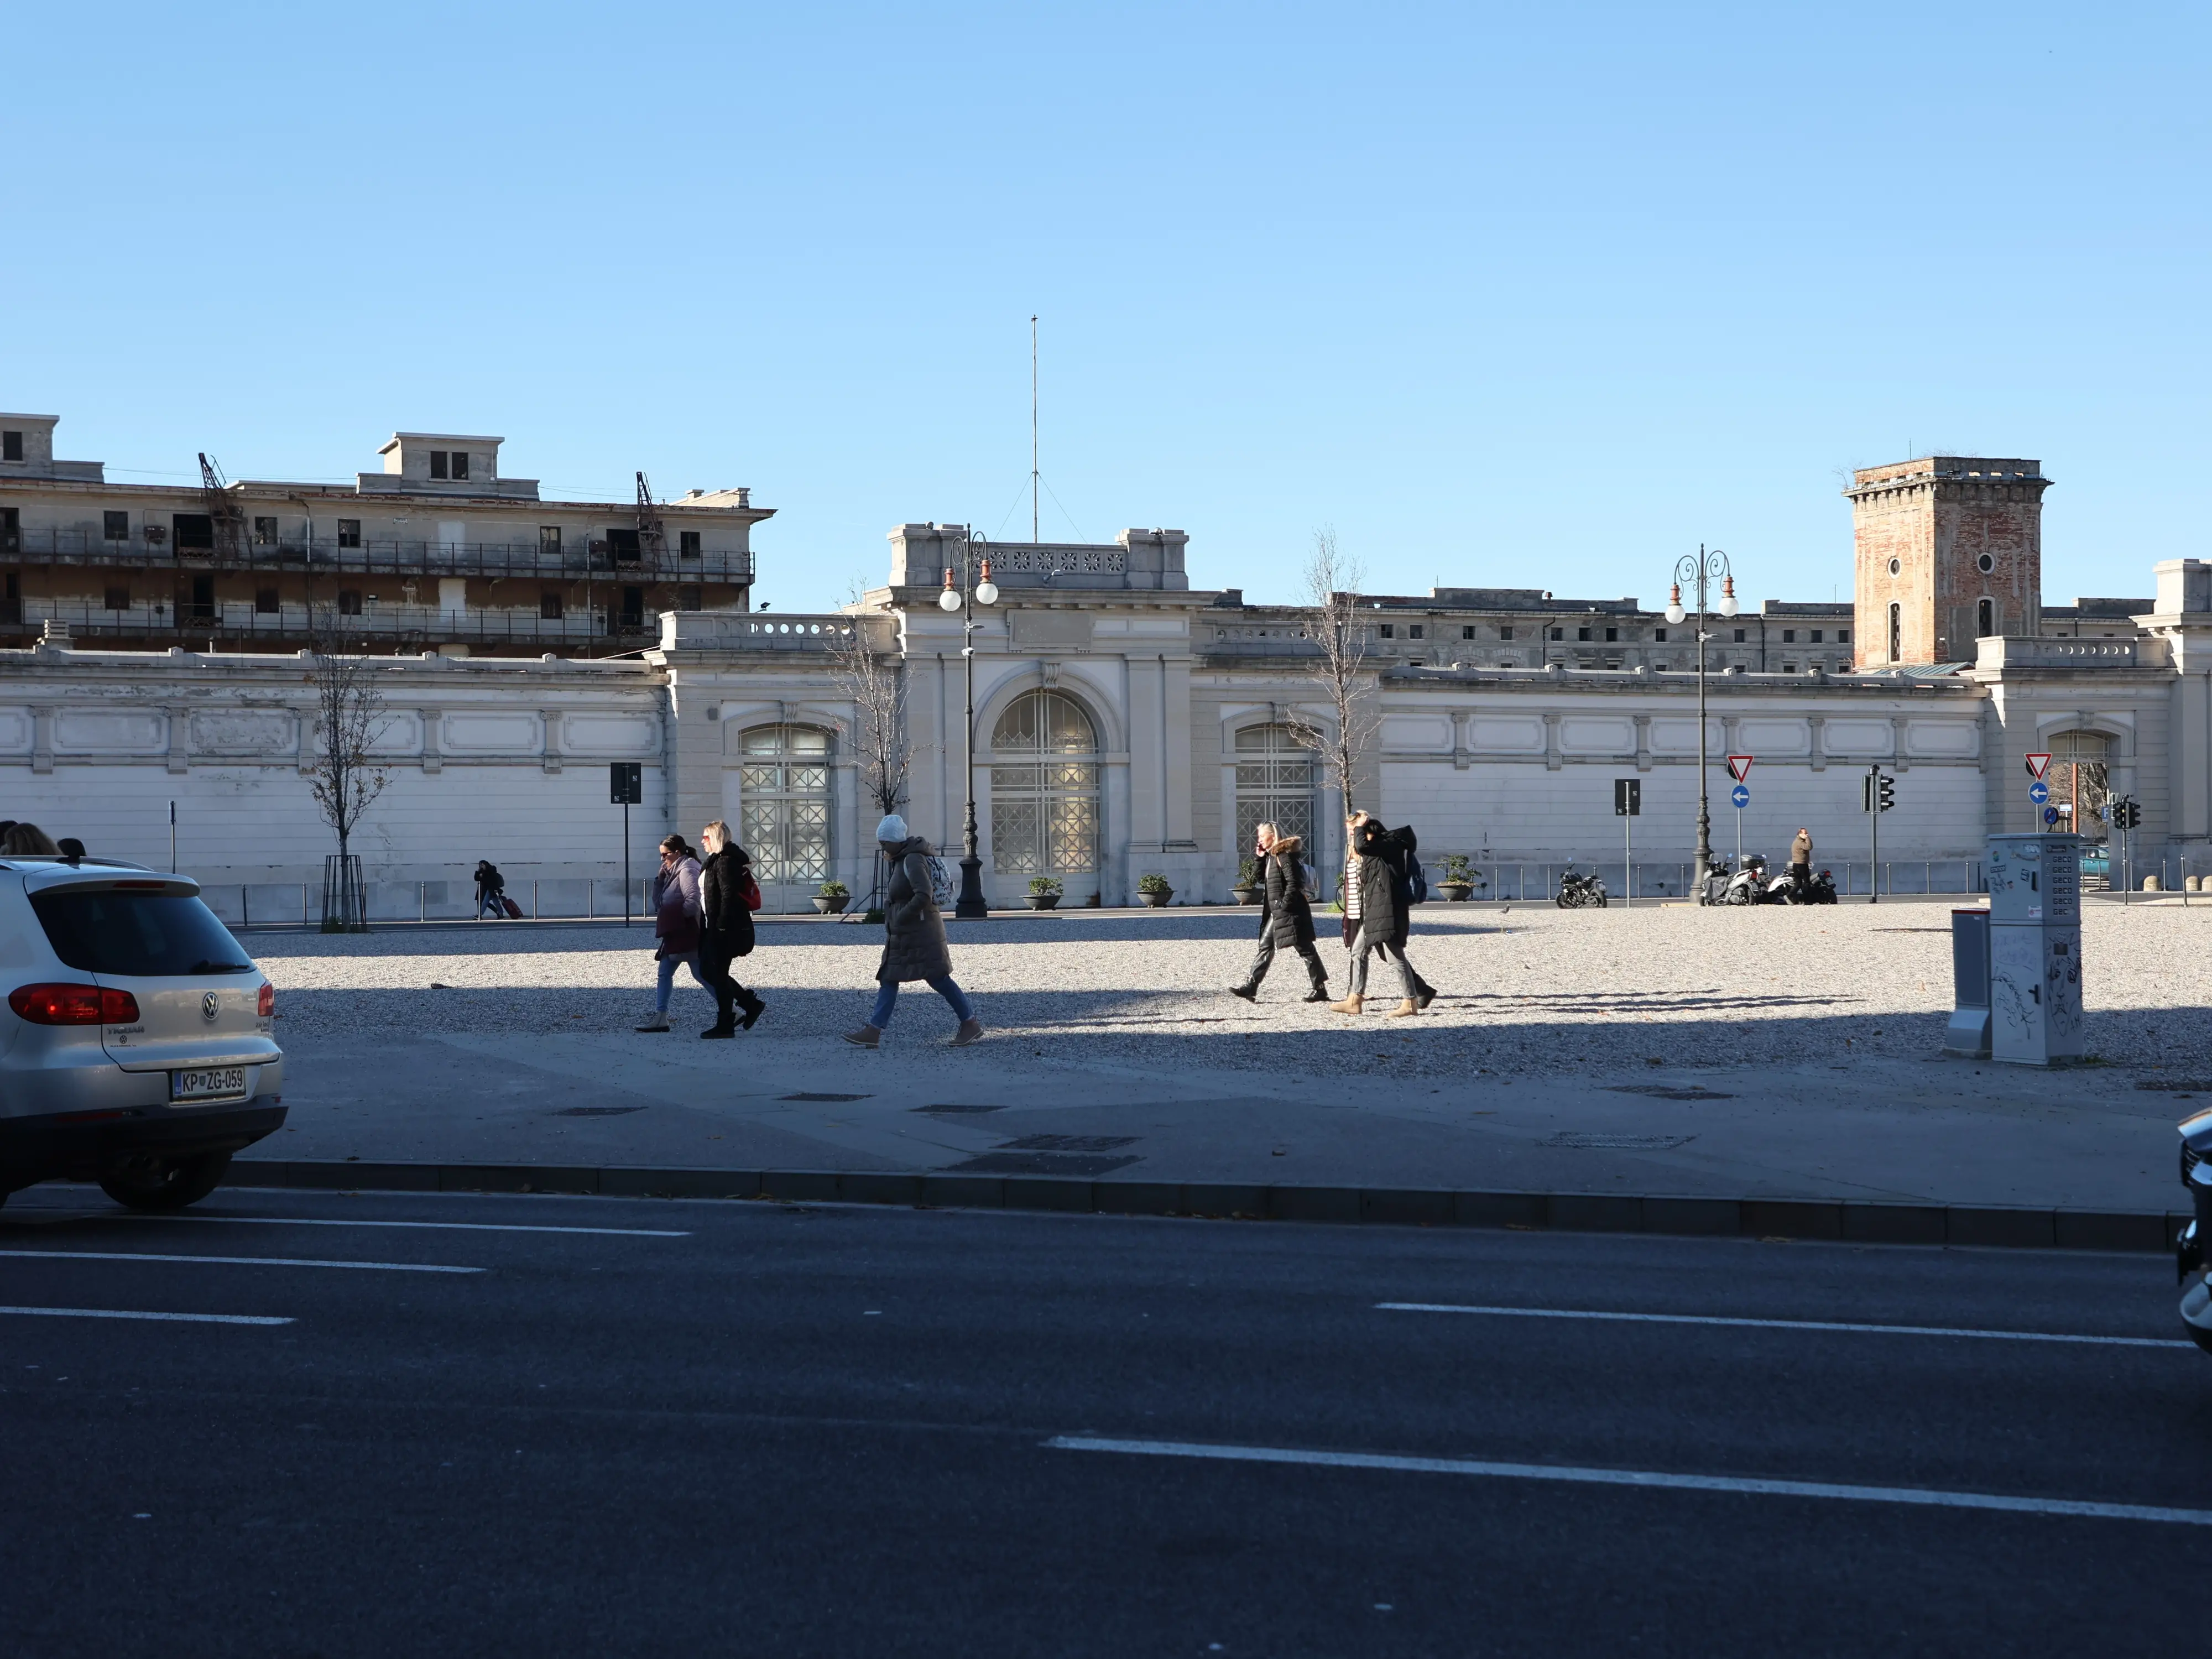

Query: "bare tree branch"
<box><xmin>1285</xmin><ymin>525</ymin><xmax>1376</xmax><ymax>816</ymax></box>
<box><xmin>826</xmin><ymin>594</ymin><xmax>909</xmax><ymax>820</ymax></box>
<box><xmin>305</xmin><ymin>612</ymin><xmax>392</xmax><ymax>928</ymax></box>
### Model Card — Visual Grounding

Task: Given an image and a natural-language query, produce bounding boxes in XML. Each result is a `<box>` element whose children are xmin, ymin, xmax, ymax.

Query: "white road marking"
<box><xmin>117</xmin><ymin>1216</ymin><xmax>687</xmax><ymax>1238</ymax></box>
<box><xmin>1376</xmin><ymin>1302</ymin><xmax>2195</xmax><ymax>1350</ymax></box>
<box><xmin>0</xmin><ymin>1305</ymin><xmax>291</xmax><ymax>1327</ymax></box>
<box><xmin>1047</xmin><ymin>1436</ymin><xmax>2212</xmax><ymax>1526</ymax></box>
<box><xmin>0</xmin><ymin>1250</ymin><xmax>480</xmax><ymax>1274</ymax></box>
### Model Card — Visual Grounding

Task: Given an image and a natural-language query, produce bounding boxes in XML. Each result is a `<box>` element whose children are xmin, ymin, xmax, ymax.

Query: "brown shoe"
<box><xmin>840</xmin><ymin>1025</ymin><xmax>881</xmax><ymax>1048</ymax></box>
<box><xmin>949</xmin><ymin>1019</ymin><xmax>985</xmax><ymax>1047</ymax></box>
<box><xmin>1387</xmin><ymin>998</ymin><xmax>1420</xmax><ymax>1018</ymax></box>
<box><xmin>1329</xmin><ymin>994</ymin><xmax>1364</xmax><ymax>1016</ymax></box>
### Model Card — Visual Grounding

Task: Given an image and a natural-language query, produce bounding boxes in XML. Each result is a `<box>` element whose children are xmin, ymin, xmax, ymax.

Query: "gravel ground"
<box><xmin>244</xmin><ymin>902</ymin><xmax>2212</xmax><ymax>1082</ymax></box>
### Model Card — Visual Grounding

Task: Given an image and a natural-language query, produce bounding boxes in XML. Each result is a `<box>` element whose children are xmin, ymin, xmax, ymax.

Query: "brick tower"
<box><xmin>1846</xmin><ymin>457</ymin><xmax>2049</xmax><ymax>667</ymax></box>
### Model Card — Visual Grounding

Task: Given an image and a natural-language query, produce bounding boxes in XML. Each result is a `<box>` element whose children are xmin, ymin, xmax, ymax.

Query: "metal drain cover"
<box><xmin>555</xmin><ymin>1106</ymin><xmax>645</xmax><ymax>1117</ymax></box>
<box><xmin>781</xmin><ymin>1093</ymin><xmax>870</xmax><ymax>1103</ymax></box>
<box><xmin>1542</xmin><ymin>1131</ymin><xmax>1695</xmax><ymax>1150</ymax></box>
<box><xmin>915</xmin><ymin>1103</ymin><xmax>1006</xmax><ymax>1115</ymax></box>
<box><xmin>998</xmin><ymin>1134</ymin><xmax>1139</xmax><ymax>1152</ymax></box>
<box><xmin>1604</xmin><ymin>1084</ymin><xmax>1735</xmax><ymax>1101</ymax></box>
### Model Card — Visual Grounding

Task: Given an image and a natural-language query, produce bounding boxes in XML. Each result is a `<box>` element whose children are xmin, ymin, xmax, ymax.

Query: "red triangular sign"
<box><xmin>1726</xmin><ymin>755</ymin><xmax>1754</xmax><ymax>783</ymax></box>
<box><xmin>2025</xmin><ymin>753</ymin><xmax>2053</xmax><ymax>780</ymax></box>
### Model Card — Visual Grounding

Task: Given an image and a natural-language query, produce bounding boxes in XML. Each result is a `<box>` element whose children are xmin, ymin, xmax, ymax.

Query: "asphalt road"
<box><xmin>2</xmin><ymin>1182</ymin><xmax>2206</xmax><ymax>1657</ymax></box>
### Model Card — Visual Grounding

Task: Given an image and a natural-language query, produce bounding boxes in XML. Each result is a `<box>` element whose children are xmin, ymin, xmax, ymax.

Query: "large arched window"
<box><xmin>739</xmin><ymin>724</ymin><xmax>831</xmax><ymax>885</ymax></box>
<box><xmin>2052</xmin><ymin>730</ymin><xmax>2111</xmax><ymax>841</ymax></box>
<box><xmin>990</xmin><ymin>690</ymin><xmax>1099</xmax><ymax>875</ymax></box>
<box><xmin>1234</xmin><ymin>724</ymin><xmax>1316</xmax><ymax>852</ymax></box>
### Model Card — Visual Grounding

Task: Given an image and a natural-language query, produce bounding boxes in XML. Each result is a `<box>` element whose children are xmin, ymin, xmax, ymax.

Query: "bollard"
<box><xmin>1943</xmin><ymin>908</ymin><xmax>1991</xmax><ymax>1058</ymax></box>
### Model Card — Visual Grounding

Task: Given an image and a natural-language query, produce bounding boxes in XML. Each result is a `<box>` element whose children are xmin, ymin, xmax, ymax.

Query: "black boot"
<box><xmin>738</xmin><ymin>994</ymin><xmax>766</xmax><ymax>1031</ymax></box>
<box><xmin>702</xmin><ymin>999</ymin><xmax>737</xmax><ymax>1039</ymax></box>
<box><xmin>1228</xmin><ymin>982</ymin><xmax>1259</xmax><ymax>1003</ymax></box>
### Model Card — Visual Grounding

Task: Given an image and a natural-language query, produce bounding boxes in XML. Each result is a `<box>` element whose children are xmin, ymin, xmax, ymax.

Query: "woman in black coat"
<box><xmin>1333</xmin><ymin>813</ymin><xmax>1435</xmax><ymax>1017</ymax></box>
<box><xmin>695</xmin><ymin>820</ymin><xmax>764</xmax><ymax>1038</ymax></box>
<box><xmin>1228</xmin><ymin>824</ymin><xmax>1330</xmax><ymax>1003</ymax></box>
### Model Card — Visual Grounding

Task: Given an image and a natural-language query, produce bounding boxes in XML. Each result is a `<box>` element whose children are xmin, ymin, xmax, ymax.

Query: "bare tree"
<box><xmin>1286</xmin><ymin>525</ymin><xmax>1376</xmax><ymax>816</ymax></box>
<box><xmin>826</xmin><ymin>596</ymin><xmax>909</xmax><ymax>819</ymax></box>
<box><xmin>305</xmin><ymin>614</ymin><xmax>392</xmax><ymax>930</ymax></box>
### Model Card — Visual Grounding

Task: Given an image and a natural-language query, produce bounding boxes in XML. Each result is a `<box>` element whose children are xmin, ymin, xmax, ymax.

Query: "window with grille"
<box><xmin>1233</xmin><ymin>723</ymin><xmax>1316</xmax><ymax>855</ymax></box>
<box><xmin>990</xmin><ymin>690</ymin><xmax>1099</xmax><ymax>875</ymax></box>
<box><xmin>337</xmin><ymin>520</ymin><xmax>361</xmax><ymax>549</ymax></box>
<box><xmin>739</xmin><ymin>725</ymin><xmax>833</xmax><ymax>885</ymax></box>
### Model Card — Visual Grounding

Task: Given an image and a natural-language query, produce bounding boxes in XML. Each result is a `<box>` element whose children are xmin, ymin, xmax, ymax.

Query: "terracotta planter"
<box><xmin>1438</xmin><ymin>882</ymin><xmax>1473</xmax><ymax>902</ymax></box>
<box><xmin>1139</xmin><ymin>889</ymin><xmax>1173</xmax><ymax>907</ymax></box>
<box><xmin>1025</xmin><ymin>893</ymin><xmax>1061</xmax><ymax>910</ymax></box>
<box><xmin>811</xmin><ymin>895</ymin><xmax>849</xmax><ymax>914</ymax></box>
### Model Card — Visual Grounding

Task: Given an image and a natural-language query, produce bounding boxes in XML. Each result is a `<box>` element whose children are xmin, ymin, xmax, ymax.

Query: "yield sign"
<box><xmin>2025</xmin><ymin>752</ymin><xmax>2054</xmax><ymax>781</ymax></box>
<box><xmin>1726</xmin><ymin>755</ymin><xmax>1754</xmax><ymax>784</ymax></box>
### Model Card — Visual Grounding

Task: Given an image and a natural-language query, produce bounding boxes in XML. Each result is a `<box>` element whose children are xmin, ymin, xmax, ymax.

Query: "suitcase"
<box><xmin>501</xmin><ymin>896</ymin><xmax>523</xmax><ymax>919</ymax></box>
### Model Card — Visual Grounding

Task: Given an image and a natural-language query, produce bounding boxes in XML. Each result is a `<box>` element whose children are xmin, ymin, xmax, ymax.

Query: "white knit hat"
<box><xmin>875</xmin><ymin>814</ymin><xmax>909</xmax><ymax>842</ymax></box>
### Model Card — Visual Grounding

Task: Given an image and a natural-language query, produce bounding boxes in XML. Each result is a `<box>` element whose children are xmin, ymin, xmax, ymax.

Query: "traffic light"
<box><xmin>2112</xmin><ymin>796</ymin><xmax>2142</xmax><ymax>831</ymax></box>
<box><xmin>1863</xmin><ymin>768</ymin><xmax>1896</xmax><ymax>813</ymax></box>
<box><xmin>1878</xmin><ymin>773</ymin><xmax>1895</xmax><ymax>813</ymax></box>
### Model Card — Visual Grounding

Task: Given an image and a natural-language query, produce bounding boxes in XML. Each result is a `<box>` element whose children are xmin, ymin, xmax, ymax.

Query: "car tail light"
<box><xmin>8</xmin><ymin>983</ymin><xmax>140</xmax><ymax>1025</ymax></box>
<box><xmin>258</xmin><ymin>981</ymin><xmax>275</xmax><ymax>1017</ymax></box>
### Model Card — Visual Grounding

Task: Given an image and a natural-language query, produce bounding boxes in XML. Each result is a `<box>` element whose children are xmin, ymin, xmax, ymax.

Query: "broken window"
<box><xmin>103</xmin><ymin>511</ymin><xmax>129</xmax><ymax>541</ymax></box>
<box><xmin>255</xmin><ymin>588</ymin><xmax>279</xmax><ymax>614</ymax></box>
<box><xmin>430</xmin><ymin>450</ymin><xmax>448</xmax><ymax>480</ymax></box>
<box><xmin>337</xmin><ymin>589</ymin><xmax>362</xmax><ymax>615</ymax></box>
<box><xmin>106</xmin><ymin>586</ymin><xmax>130</xmax><ymax>612</ymax></box>
<box><xmin>173</xmin><ymin>514</ymin><xmax>215</xmax><ymax>551</ymax></box>
<box><xmin>679</xmin><ymin>530</ymin><xmax>701</xmax><ymax>558</ymax></box>
<box><xmin>186</xmin><ymin>576</ymin><xmax>215</xmax><ymax>621</ymax></box>
<box><xmin>0</xmin><ymin>508</ymin><xmax>18</xmax><ymax>552</ymax></box>
<box><xmin>540</xmin><ymin>592</ymin><xmax>565</xmax><ymax>620</ymax></box>
<box><xmin>337</xmin><ymin>519</ymin><xmax>361</xmax><ymax>549</ymax></box>
<box><xmin>253</xmin><ymin>516</ymin><xmax>278</xmax><ymax>546</ymax></box>
<box><xmin>1</xmin><ymin>431</ymin><xmax>20</xmax><ymax>462</ymax></box>
<box><xmin>676</xmin><ymin>585</ymin><xmax>702</xmax><ymax>612</ymax></box>
<box><xmin>451</xmin><ymin>451</ymin><xmax>469</xmax><ymax>480</ymax></box>
<box><xmin>607</xmin><ymin>528</ymin><xmax>641</xmax><ymax>565</ymax></box>
<box><xmin>617</xmin><ymin>585</ymin><xmax>645</xmax><ymax>629</ymax></box>
<box><xmin>539</xmin><ymin>526</ymin><xmax>562</xmax><ymax>555</ymax></box>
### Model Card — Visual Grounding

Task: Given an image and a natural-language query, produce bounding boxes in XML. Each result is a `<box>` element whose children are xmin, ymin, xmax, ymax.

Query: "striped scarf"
<box><xmin>1343</xmin><ymin>849</ymin><xmax>1363</xmax><ymax>920</ymax></box>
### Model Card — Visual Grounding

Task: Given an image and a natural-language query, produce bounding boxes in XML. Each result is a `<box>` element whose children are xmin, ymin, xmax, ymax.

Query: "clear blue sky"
<box><xmin>8</xmin><ymin>3</ymin><xmax>2204</xmax><ymax>612</ymax></box>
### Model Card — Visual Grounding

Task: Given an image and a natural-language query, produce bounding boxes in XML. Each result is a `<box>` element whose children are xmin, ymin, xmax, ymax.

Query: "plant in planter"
<box><xmin>1136</xmin><ymin>872</ymin><xmax>1174</xmax><ymax>907</ymax></box>
<box><xmin>1438</xmin><ymin>854</ymin><xmax>1475</xmax><ymax>902</ymax></box>
<box><xmin>1025</xmin><ymin>875</ymin><xmax>1063</xmax><ymax>911</ymax></box>
<box><xmin>1232</xmin><ymin>856</ymin><xmax>1262</xmax><ymax>904</ymax></box>
<box><xmin>812</xmin><ymin>880</ymin><xmax>851</xmax><ymax>915</ymax></box>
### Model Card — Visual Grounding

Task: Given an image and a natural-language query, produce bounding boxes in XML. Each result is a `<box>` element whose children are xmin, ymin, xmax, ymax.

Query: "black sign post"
<box><xmin>1615</xmin><ymin>778</ymin><xmax>1641</xmax><ymax>907</ymax></box>
<box><xmin>610</xmin><ymin>763</ymin><xmax>643</xmax><ymax>927</ymax></box>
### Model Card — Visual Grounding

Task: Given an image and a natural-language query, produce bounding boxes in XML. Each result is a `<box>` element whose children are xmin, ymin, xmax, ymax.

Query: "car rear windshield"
<box><xmin>30</xmin><ymin>889</ymin><xmax>258</xmax><ymax>978</ymax></box>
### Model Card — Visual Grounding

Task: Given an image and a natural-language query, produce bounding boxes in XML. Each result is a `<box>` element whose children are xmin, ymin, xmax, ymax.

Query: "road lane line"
<box><xmin>0</xmin><ymin>1250</ymin><xmax>481</xmax><ymax>1274</ymax></box>
<box><xmin>0</xmin><ymin>1306</ymin><xmax>292</xmax><ymax>1326</ymax></box>
<box><xmin>1376</xmin><ymin>1302</ymin><xmax>2195</xmax><ymax>1350</ymax></box>
<box><xmin>117</xmin><ymin>1217</ymin><xmax>687</xmax><ymax>1238</ymax></box>
<box><xmin>1047</xmin><ymin>1436</ymin><xmax>2212</xmax><ymax>1527</ymax></box>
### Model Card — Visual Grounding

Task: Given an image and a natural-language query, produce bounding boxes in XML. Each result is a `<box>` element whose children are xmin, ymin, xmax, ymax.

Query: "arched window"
<box><xmin>739</xmin><ymin>725</ymin><xmax>831</xmax><ymax>885</ymax></box>
<box><xmin>2052</xmin><ymin>731</ymin><xmax>2111</xmax><ymax>841</ymax></box>
<box><xmin>1977</xmin><ymin>597</ymin><xmax>1996</xmax><ymax>638</ymax></box>
<box><xmin>1234</xmin><ymin>724</ymin><xmax>1316</xmax><ymax>853</ymax></box>
<box><xmin>990</xmin><ymin>690</ymin><xmax>1099</xmax><ymax>875</ymax></box>
<box><xmin>1887</xmin><ymin>602</ymin><xmax>1902</xmax><ymax>662</ymax></box>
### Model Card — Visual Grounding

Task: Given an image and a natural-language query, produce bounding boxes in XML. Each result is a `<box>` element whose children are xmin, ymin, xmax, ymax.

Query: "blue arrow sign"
<box><xmin>2028</xmin><ymin>780</ymin><xmax>2049</xmax><ymax>805</ymax></box>
<box><xmin>2043</xmin><ymin>805</ymin><xmax>2061</xmax><ymax>825</ymax></box>
<box><xmin>1730</xmin><ymin>784</ymin><xmax>1750</xmax><ymax>809</ymax></box>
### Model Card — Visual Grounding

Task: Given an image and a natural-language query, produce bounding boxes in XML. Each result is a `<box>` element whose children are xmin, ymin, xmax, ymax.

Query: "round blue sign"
<box><xmin>1730</xmin><ymin>784</ymin><xmax>1750</xmax><ymax>809</ymax></box>
<box><xmin>2043</xmin><ymin>805</ymin><xmax>2061</xmax><ymax>825</ymax></box>
<box><xmin>2028</xmin><ymin>780</ymin><xmax>2049</xmax><ymax>804</ymax></box>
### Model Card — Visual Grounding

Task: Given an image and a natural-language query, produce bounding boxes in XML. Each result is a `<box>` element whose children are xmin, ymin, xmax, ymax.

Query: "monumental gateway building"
<box><xmin>0</xmin><ymin>411</ymin><xmax>2199</xmax><ymax>918</ymax></box>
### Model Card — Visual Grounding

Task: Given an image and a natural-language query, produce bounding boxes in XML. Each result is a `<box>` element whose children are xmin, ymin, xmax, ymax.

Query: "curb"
<box><xmin>226</xmin><ymin>1160</ymin><xmax>2190</xmax><ymax>1254</ymax></box>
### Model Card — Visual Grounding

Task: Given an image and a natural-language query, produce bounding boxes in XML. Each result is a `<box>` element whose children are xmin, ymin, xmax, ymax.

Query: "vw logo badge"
<box><xmin>202</xmin><ymin>992</ymin><xmax>221</xmax><ymax>1021</ymax></box>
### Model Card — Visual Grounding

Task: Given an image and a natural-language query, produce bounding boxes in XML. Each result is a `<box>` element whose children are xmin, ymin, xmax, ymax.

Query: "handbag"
<box><xmin>743</xmin><ymin>873</ymin><xmax>763</xmax><ymax>912</ymax></box>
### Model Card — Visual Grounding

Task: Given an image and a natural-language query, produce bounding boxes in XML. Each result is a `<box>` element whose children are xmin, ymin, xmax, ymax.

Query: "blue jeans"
<box><xmin>656</xmin><ymin>952</ymin><xmax>708</xmax><ymax>1013</ymax></box>
<box><xmin>870</xmin><ymin>975</ymin><xmax>973</xmax><ymax>1029</ymax></box>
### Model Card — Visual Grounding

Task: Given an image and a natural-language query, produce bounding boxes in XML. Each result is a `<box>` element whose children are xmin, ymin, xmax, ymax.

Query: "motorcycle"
<box><xmin>1718</xmin><ymin>854</ymin><xmax>1771</xmax><ymax>905</ymax></box>
<box><xmin>2177</xmin><ymin>1107</ymin><xmax>2212</xmax><ymax>1354</ymax></box>
<box><xmin>1556</xmin><ymin>865</ymin><xmax>1608</xmax><ymax>909</ymax></box>
<box><xmin>1802</xmin><ymin>868</ymin><xmax>1838</xmax><ymax>905</ymax></box>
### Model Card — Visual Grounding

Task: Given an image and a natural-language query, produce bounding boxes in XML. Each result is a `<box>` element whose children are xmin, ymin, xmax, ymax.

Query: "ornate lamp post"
<box><xmin>1665</xmin><ymin>546</ymin><xmax>1738</xmax><ymax>901</ymax></box>
<box><xmin>938</xmin><ymin>529</ymin><xmax>1000</xmax><ymax>918</ymax></box>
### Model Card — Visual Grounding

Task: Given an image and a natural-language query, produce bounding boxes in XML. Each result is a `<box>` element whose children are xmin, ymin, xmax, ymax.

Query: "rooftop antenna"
<box><xmin>1031</xmin><ymin>314</ymin><xmax>1039</xmax><ymax>544</ymax></box>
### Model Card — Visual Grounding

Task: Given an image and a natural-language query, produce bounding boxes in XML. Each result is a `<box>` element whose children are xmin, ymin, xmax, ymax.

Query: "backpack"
<box><xmin>743</xmin><ymin>872</ymin><xmax>763</xmax><ymax>912</ymax></box>
<box><xmin>927</xmin><ymin>853</ymin><xmax>956</xmax><ymax>908</ymax></box>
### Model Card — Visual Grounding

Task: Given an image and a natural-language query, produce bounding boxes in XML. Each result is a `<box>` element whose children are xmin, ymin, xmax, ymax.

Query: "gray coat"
<box><xmin>877</xmin><ymin>836</ymin><xmax>953</xmax><ymax>984</ymax></box>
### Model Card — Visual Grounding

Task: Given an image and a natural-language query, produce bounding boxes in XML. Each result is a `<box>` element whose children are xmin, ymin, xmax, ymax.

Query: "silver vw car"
<box><xmin>0</xmin><ymin>855</ymin><xmax>284</xmax><ymax>1209</ymax></box>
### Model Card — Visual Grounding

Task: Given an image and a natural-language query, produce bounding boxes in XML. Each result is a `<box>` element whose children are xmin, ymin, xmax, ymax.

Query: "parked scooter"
<box><xmin>1802</xmin><ymin>868</ymin><xmax>1839</xmax><ymax>905</ymax></box>
<box><xmin>1556</xmin><ymin>865</ymin><xmax>1609</xmax><ymax>909</ymax></box>
<box><xmin>2177</xmin><ymin>1107</ymin><xmax>2212</xmax><ymax>1354</ymax></box>
<box><xmin>1718</xmin><ymin>854</ymin><xmax>1771</xmax><ymax>905</ymax></box>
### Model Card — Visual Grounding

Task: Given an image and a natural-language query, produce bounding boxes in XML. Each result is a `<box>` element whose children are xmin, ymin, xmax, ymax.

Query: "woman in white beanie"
<box><xmin>842</xmin><ymin>815</ymin><xmax>983</xmax><ymax>1048</ymax></box>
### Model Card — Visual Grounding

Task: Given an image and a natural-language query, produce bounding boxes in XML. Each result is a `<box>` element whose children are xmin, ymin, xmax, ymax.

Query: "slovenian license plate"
<box><xmin>170</xmin><ymin>1067</ymin><xmax>249</xmax><ymax>1103</ymax></box>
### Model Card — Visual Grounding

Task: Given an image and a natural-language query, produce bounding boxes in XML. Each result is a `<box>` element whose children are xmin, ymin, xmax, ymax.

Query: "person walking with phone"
<box><xmin>842</xmin><ymin>815</ymin><xmax>982</xmax><ymax>1048</ymax></box>
<box><xmin>1228</xmin><ymin>821</ymin><xmax>1330</xmax><ymax>1004</ymax></box>
<box><xmin>636</xmin><ymin>834</ymin><xmax>709</xmax><ymax>1033</ymax></box>
<box><xmin>1333</xmin><ymin>811</ymin><xmax>1434</xmax><ymax>1018</ymax></box>
<box><xmin>697</xmin><ymin>820</ymin><xmax>765</xmax><ymax>1039</ymax></box>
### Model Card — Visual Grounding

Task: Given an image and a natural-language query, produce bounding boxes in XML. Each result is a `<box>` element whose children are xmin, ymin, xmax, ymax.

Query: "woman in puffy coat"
<box><xmin>696</xmin><ymin>820</ymin><xmax>764</xmax><ymax>1038</ymax></box>
<box><xmin>1333</xmin><ymin>812</ymin><xmax>1435</xmax><ymax>1018</ymax></box>
<box><xmin>1228</xmin><ymin>822</ymin><xmax>1330</xmax><ymax>1003</ymax></box>
<box><xmin>635</xmin><ymin>834</ymin><xmax>708</xmax><ymax>1032</ymax></box>
<box><xmin>841</xmin><ymin>815</ymin><xmax>983</xmax><ymax>1048</ymax></box>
